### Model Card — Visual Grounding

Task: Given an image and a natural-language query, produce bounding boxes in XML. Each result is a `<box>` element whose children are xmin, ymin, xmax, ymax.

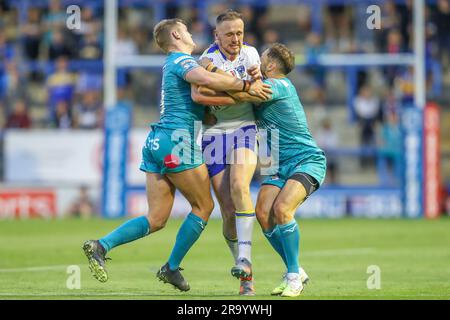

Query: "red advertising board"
<box><xmin>424</xmin><ymin>103</ymin><xmax>441</xmax><ymax>219</ymax></box>
<box><xmin>0</xmin><ymin>190</ymin><xmax>57</xmax><ymax>219</ymax></box>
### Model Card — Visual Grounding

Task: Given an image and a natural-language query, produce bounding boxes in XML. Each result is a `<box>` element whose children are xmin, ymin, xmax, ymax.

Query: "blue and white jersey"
<box><xmin>200</xmin><ymin>43</ymin><xmax>260</xmax><ymax>133</ymax></box>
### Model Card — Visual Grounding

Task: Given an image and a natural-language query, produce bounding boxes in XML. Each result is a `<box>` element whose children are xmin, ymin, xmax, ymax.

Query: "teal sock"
<box><xmin>263</xmin><ymin>226</ymin><xmax>288</xmax><ymax>268</ymax></box>
<box><xmin>168</xmin><ymin>213</ymin><xmax>207</xmax><ymax>270</ymax></box>
<box><xmin>279</xmin><ymin>220</ymin><xmax>300</xmax><ymax>274</ymax></box>
<box><xmin>99</xmin><ymin>216</ymin><xmax>150</xmax><ymax>252</ymax></box>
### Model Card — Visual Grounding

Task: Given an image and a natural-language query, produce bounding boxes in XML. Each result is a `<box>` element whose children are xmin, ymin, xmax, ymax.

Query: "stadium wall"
<box><xmin>2</xmin><ymin>128</ymin><xmax>404</xmax><ymax>219</ymax></box>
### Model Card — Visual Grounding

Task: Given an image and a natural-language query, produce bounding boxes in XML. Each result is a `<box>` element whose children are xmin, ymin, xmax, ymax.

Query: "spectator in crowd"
<box><xmin>305</xmin><ymin>32</ymin><xmax>327</xmax><ymax>84</ymax></box>
<box><xmin>164</xmin><ymin>0</ymin><xmax>181</xmax><ymax>19</ymax></box>
<box><xmin>190</xmin><ymin>19</ymin><xmax>210</xmax><ymax>55</ymax></box>
<box><xmin>397</xmin><ymin>0</ymin><xmax>413</xmax><ymax>50</ymax></box>
<box><xmin>353</xmin><ymin>85</ymin><xmax>381</xmax><ymax>167</ymax></box>
<box><xmin>21</xmin><ymin>8</ymin><xmax>42</xmax><ymax>61</ymax></box>
<box><xmin>384</xmin><ymin>29</ymin><xmax>405</xmax><ymax>86</ymax></box>
<box><xmin>48</xmin><ymin>28</ymin><xmax>73</xmax><ymax>60</ymax></box>
<box><xmin>434</xmin><ymin>0</ymin><xmax>450</xmax><ymax>70</ymax></box>
<box><xmin>4</xmin><ymin>99</ymin><xmax>32</xmax><ymax>129</ymax></box>
<box><xmin>0</xmin><ymin>31</ymin><xmax>14</xmax><ymax>62</ymax></box>
<box><xmin>394</xmin><ymin>65</ymin><xmax>415</xmax><ymax>105</ymax></box>
<box><xmin>115</xmin><ymin>27</ymin><xmax>138</xmax><ymax>57</ymax></box>
<box><xmin>43</xmin><ymin>0</ymin><xmax>66</xmax><ymax>46</ymax></box>
<box><xmin>315</xmin><ymin>118</ymin><xmax>339</xmax><ymax>184</ymax></box>
<box><xmin>47</xmin><ymin>56</ymin><xmax>77</xmax><ymax>121</ymax></box>
<box><xmin>73</xmin><ymin>91</ymin><xmax>103</xmax><ymax>129</ymax></box>
<box><xmin>53</xmin><ymin>100</ymin><xmax>72</xmax><ymax>129</ymax></box>
<box><xmin>378</xmin><ymin>111</ymin><xmax>401</xmax><ymax>186</ymax></box>
<box><xmin>78</xmin><ymin>32</ymin><xmax>102</xmax><ymax>60</ymax></box>
<box><xmin>67</xmin><ymin>185</ymin><xmax>96</xmax><ymax>219</ymax></box>
<box><xmin>383</xmin><ymin>88</ymin><xmax>399</xmax><ymax>118</ymax></box>
<box><xmin>75</xmin><ymin>6</ymin><xmax>101</xmax><ymax>39</ymax></box>
<box><xmin>260</xmin><ymin>29</ymin><xmax>280</xmax><ymax>53</ymax></box>
<box><xmin>0</xmin><ymin>60</ymin><xmax>28</xmax><ymax>108</ymax></box>
<box><xmin>382</xmin><ymin>0</ymin><xmax>401</xmax><ymax>31</ymax></box>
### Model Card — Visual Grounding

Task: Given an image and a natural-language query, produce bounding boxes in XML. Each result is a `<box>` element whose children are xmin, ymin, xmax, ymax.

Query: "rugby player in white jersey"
<box><xmin>194</xmin><ymin>10</ymin><xmax>261</xmax><ymax>295</ymax></box>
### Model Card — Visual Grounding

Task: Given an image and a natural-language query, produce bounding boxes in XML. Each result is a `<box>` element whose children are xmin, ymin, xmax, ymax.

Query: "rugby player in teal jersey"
<box><xmin>196</xmin><ymin>43</ymin><xmax>326</xmax><ymax>297</ymax></box>
<box><xmin>82</xmin><ymin>19</ymin><xmax>271</xmax><ymax>292</ymax></box>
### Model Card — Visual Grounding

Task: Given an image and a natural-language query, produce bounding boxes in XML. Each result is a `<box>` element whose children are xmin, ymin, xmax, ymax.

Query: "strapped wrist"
<box><xmin>205</xmin><ymin>63</ymin><xmax>215</xmax><ymax>72</ymax></box>
<box><xmin>242</xmin><ymin>80</ymin><xmax>250</xmax><ymax>92</ymax></box>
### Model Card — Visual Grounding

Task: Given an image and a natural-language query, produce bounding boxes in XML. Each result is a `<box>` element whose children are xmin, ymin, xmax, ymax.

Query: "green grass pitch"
<box><xmin>0</xmin><ymin>217</ymin><xmax>449</xmax><ymax>300</ymax></box>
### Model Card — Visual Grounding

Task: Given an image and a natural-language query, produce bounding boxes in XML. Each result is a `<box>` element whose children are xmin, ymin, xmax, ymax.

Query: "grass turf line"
<box><xmin>0</xmin><ymin>217</ymin><xmax>449</xmax><ymax>300</ymax></box>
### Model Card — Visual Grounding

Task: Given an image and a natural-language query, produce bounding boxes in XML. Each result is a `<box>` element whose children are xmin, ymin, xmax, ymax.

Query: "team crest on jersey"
<box><xmin>236</xmin><ymin>65</ymin><xmax>246</xmax><ymax>78</ymax></box>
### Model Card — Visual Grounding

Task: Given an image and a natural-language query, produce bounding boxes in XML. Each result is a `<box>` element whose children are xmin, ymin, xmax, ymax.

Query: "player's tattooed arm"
<box><xmin>191</xmin><ymin>84</ymin><xmax>236</xmax><ymax>106</ymax></box>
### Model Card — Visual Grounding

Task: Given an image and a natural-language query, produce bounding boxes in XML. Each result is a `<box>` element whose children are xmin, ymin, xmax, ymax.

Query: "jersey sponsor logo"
<box><xmin>174</xmin><ymin>55</ymin><xmax>191</xmax><ymax>64</ymax></box>
<box><xmin>164</xmin><ymin>154</ymin><xmax>181</xmax><ymax>169</ymax></box>
<box><xmin>180</xmin><ymin>59</ymin><xmax>197</xmax><ymax>70</ymax></box>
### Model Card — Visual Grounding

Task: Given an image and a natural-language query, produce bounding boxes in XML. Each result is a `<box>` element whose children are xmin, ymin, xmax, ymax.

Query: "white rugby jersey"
<box><xmin>200</xmin><ymin>43</ymin><xmax>261</xmax><ymax>133</ymax></box>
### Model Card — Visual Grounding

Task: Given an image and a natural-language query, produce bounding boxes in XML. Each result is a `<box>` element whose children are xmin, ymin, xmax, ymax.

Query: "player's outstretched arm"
<box><xmin>185</xmin><ymin>66</ymin><xmax>271</xmax><ymax>100</ymax></box>
<box><xmin>197</xmin><ymin>85</ymin><xmax>266</xmax><ymax>104</ymax></box>
<box><xmin>191</xmin><ymin>84</ymin><xmax>236</xmax><ymax>106</ymax></box>
<box><xmin>197</xmin><ymin>58</ymin><xmax>270</xmax><ymax>102</ymax></box>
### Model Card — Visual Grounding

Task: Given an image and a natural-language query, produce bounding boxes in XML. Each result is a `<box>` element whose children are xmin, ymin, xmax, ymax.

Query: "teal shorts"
<box><xmin>262</xmin><ymin>154</ymin><xmax>327</xmax><ymax>189</ymax></box>
<box><xmin>139</xmin><ymin>126</ymin><xmax>203</xmax><ymax>175</ymax></box>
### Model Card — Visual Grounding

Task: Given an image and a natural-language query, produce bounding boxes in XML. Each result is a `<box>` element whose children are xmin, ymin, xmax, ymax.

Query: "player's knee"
<box><xmin>255</xmin><ymin>203</ymin><xmax>271</xmax><ymax>230</ymax></box>
<box><xmin>193</xmin><ymin>197</ymin><xmax>215</xmax><ymax>217</ymax></box>
<box><xmin>148</xmin><ymin>213</ymin><xmax>167</xmax><ymax>232</ymax></box>
<box><xmin>255</xmin><ymin>202</ymin><xmax>269</xmax><ymax>221</ymax></box>
<box><xmin>230</xmin><ymin>179</ymin><xmax>250</xmax><ymax>199</ymax></box>
<box><xmin>273</xmin><ymin>201</ymin><xmax>293</xmax><ymax>224</ymax></box>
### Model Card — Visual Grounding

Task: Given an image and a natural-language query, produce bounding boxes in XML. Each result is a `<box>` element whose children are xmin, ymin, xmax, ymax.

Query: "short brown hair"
<box><xmin>267</xmin><ymin>43</ymin><xmax>295</xmax><ymax>75</ymax></box>
<box><xmin>216</xmin><ymin>10</ymin><xmax>243</xmax><ymax>25</ymax></box>
<box><xmin>153</xmin><ymin>18</ymin><xmax>185</xmax><ymax>52</ymax></box>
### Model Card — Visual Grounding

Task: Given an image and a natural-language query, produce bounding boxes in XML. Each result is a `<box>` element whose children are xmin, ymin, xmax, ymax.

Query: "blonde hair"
<box><xmin>216</xmin><ymin>10</ymin><xmax>243</xmax><ymax>25</ymax></box>
<box><xmin>153</xmin><ymin>18</ymin><xmax>186</xmax><ymax>52</ymax></box>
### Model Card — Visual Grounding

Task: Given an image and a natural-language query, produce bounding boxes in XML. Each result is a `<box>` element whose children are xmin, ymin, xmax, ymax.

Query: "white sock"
<box><xmin>235</xmin><ymin>212</ymin><xmax>255</xmax><ymax>262</ymax></box>
<box><xmin>286</xmin><ymin>273</ymin><xmax>301</xmax><ymax>289</ymax></box>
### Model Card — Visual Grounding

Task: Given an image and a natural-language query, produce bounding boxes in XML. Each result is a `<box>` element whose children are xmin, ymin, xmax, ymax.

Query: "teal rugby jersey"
<box><xmin>255</xmin><ymin>77</ymin><xmax>326</xmax><ymax>184</ymax></box>
<box><xmin>156</xmin><ymin>52</ymin><xmax>204</xmax><ymax>133</ymax></box>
